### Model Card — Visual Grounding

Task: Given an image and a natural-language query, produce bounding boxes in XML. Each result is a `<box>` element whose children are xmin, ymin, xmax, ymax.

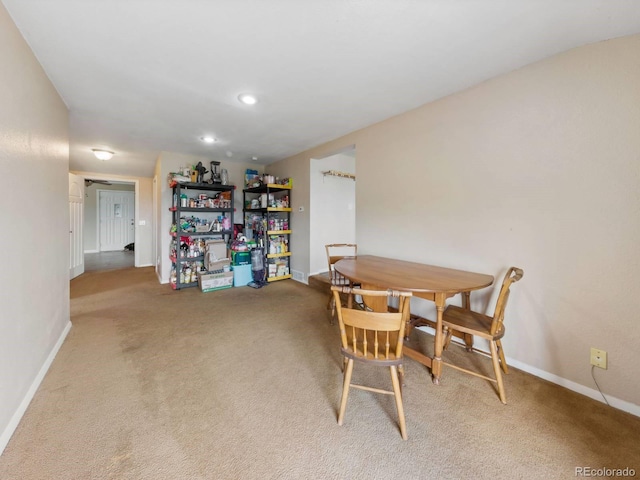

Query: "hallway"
<box><xmin>84</xmin><ymin>250</ymin><xmax>134</xmax><ymax>272</ymax></box>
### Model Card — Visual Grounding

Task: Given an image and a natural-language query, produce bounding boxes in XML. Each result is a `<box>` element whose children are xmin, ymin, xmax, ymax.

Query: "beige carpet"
<box><xmin>1</xmin><ymin>267</ymin><xmax>638</xmax><ymax>479</ymax></box>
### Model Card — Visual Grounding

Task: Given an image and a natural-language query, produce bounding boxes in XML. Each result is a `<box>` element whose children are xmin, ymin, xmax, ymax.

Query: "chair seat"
<box><xmin>443</xmin><ymin>305</ymin><xmax>505</xmax><ymax>341</ymax></box>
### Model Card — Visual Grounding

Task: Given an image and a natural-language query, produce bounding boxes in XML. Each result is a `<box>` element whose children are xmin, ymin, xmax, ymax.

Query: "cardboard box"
<box><xmin>206</xmin><ymin>258</ymin><xmax>230</xmax><ymax>273</ymax></box>
<box><xmin>205</xmin><ymin>240</ymin><xmax>228</xmax><ymax>269</ymax></box>
<box><xmin>198</xmin><ymin>270</ymin><xmax>233</xmax><ymax>292</ymax></box>
<box><xmin>205</xmin><ymin>239</ymin><xmax>227</xmax><ymax>256</ymax></box>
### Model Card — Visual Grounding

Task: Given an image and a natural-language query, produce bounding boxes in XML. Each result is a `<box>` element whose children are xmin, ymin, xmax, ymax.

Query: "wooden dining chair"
<box><xmin>332</xmin><ymin>285</ymin><xmax>412</xmax><ymax>440</ymax></box>
<box><xmin>441</xmin><ymin>267</ymin><xmax>524</xmax><ymax>404</ymax></box>
<box><xmin>325</xmin><ymin>243</ymin><xmax>359</xmax><ymax>323</ymax></box>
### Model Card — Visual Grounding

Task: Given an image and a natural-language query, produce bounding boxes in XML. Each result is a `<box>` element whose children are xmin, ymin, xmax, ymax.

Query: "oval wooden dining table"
<box><xmin>335</xmin><ymin>255</ymin><xmax>494</xmax><ymax>384</ymax></box>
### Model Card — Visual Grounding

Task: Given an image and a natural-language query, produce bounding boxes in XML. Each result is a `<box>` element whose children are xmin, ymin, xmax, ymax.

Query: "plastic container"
<box><xmin>232</xmin><ymin>264</ymin><xmax>253</xmax><ymax>287</ymax></box>
<box><xmin>232</xmin><ymin>251</ymin><xmax>251</xmax><ymax>265</ymax></box>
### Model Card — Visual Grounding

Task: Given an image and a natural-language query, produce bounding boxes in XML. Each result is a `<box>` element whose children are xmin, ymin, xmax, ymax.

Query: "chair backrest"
<box><xmin>332</xmin><ymin>286</ymin><xmax>412</xmax><ymax>361</ymax></box>
<box><xmin>325</xmin><ymin>244</ymin><xmax>357</xmax><ymax>285</ymax></box>
<box><xmin>490</xmin><ymin>267</ymin><xmax>524</xmax><ymax>335</ymax></box>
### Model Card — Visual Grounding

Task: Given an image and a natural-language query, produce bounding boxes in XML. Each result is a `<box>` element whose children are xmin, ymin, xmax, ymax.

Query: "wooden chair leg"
<box><xmin>398</xmin><ymin>363</ymin><xmax>405</xmax><ymax>391</ymax></box>
<box><xmin>328</xmin><ymin>294</ymin><xmax>336</xmax><ymax>325</ymax></box>
<box><xmin>496</xmin><ymin>339</ymin><xmax>509</xmax><ymax>374</ymax></box>
<box><xmin>390</xmin><ymin>366</ymin><xmax>407</xmax><ymax>440</ymax></box>
<box><xmin>490</xmin><ymin>341</ymin><xmax>507</xmax><ymax>404</ymax></box>
<box><xmin>338</xmin><ymin>359</ymin><xmax>354</xmax><ymax>425</ymax></box>
<box><xmin>463</xmin><ymin>333</ymin><xmax>474</xmax><ymax>351</ymax></box>
<box><xmin>443</xmin><ymin>326</ymin><xmax>453</xmax><ymax>350</ymax></box>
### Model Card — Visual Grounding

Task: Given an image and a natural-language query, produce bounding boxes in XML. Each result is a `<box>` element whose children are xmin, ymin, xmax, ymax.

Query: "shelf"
<box><xmin>242</xmin><ymin>182</ymin><xmax>292</xmax><ymax>287</ymax></box>
<box><xmin>175</xmin><ymin>230</ymin><xmax>231</xmax><ymax>236</ymax></box>
<box><xmin>170</xmin><ymin>281</ymin><xmax>198</xmax><ymax>289</ymax></box>
<box><xmin>244</xmin><ymin>183</ymin><xmax>292</xmax><ymax>193</ymax></box>
<box><xmin>267</xmin><ymin>274</ymin><xmax>292</xmax><ymax>282</ymax></box>
<box><xmin>171</xmin><ymin>182</ymin><xmax>234</xmax><ymax>290</ymax></box>
<box><xmin>171</xmin><ymin>255</ymin><xmax>205</xmax><ymax>262</ymax></box>
<box><xmin>176</xmin><ymin>182</ymin><xmax>235</xmax><ymax>191</ymax></box>
<box><xmin>244</xmin><ymin>207</ymin><xmax>292</xmax><ymax>213</ymax></box>
<box><xmin>266</xmin><ymin>252</ymin><xmax>292</xmax><ymax>258</ymax></box>
<box><xmin>175</xmin><ymin>207</ymin><xmax>234</xmax><ymax>213</ymax></box>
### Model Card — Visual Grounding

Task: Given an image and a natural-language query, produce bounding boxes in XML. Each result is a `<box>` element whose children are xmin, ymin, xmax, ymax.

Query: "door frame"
<box><xmin>69</xmin><ymin>173</ymin><xmax>85</xmax><ymax>279</ymax></box>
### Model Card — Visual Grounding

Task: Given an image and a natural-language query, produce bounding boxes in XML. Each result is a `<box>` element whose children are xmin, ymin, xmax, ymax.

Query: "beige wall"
<box><xmin>269</xmin><ymin>34</ymin><xmax>640</xmax><ymax>412</ymax></box>
<box><xmin>0</xmin><ymin>3</ymin><xmax>71</xmax><ymax>451</ymax></box>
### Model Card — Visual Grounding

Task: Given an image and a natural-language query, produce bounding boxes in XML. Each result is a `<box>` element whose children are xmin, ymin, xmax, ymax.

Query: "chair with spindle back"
<box><xmin>325</xmin><ymin>244</ymin><xmax>359</xmax><ymax>323</ymax></box>
<box><xmin>441</xmin><ymin>267</ymin><xmax>524</xmax><ymax>404</ymax></box>
<box><xmin>332</xmin><ymin>286</ymin><xmax>412</xmax><ymax>440</ymax></box>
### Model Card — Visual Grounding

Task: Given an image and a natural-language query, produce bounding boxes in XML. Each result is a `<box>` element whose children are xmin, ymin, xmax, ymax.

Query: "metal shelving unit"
<box><xmin>243</xmin><ymin>183</ymin><xmax>292</xmax><ymax>282</ymax></box>
<box><xmin>170</xmin><ymin>182</ymin><xmax>235</xmax><ymax>289</ymax></box>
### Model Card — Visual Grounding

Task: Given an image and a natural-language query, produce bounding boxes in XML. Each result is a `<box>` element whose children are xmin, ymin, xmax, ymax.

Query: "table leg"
<box><xmin>432</xmin><ymin>293</ymin><xmax>445</xmax><ymax>385</ymax></box>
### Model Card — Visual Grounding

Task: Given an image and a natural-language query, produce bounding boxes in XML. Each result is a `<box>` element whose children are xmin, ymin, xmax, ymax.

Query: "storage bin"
<box><xmin>232</xmin><ymin>264</ymin><xmax>253</xmax><ymax>287</ymax></box>
<box><xmin>231</xmin><ymin>251</ymin><xmax>251</xmax><ymax>265</ymax></box>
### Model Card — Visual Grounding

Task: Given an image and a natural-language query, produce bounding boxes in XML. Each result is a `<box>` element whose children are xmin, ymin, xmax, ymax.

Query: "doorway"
<box><xmin>82</xmin><ymin>178</ymin><xmax>137</xmax><ymax>272</ymax></box>
<box><xmin>309</xmin><ymin>147</ymin><xmax>356</xmax><ymax>275</ymax></box>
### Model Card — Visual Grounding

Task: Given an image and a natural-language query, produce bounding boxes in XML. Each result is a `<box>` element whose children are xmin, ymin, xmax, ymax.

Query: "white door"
<box><xmin>69</xmin><ymin>173</ymin><xmax>85</xmax><ymax>279</ymax></box>
<box><xmin>99</xmin><ymin>190</ymin><xmax>135</xmax><ymax>251</ymax></box>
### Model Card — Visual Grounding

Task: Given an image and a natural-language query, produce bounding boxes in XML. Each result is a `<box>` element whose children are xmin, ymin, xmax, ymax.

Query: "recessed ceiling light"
<box><xmin>201</xmin><ymin>136</ymin><xmax>217</xmax><ymax>144</ymax></box>
<box><xmin>238</xmin><ymin>94</ymin><xmax>258</xmax><ymax>105</ymax></box>
<box><xmin>252</xmin><ymin>156</ymin><xmax>258</xmax><ymax>161</ymax></box>
<box><xmin>92</xmin><ymin>149</ymin><xmax>114</xmax><ymax>161</ymax></box>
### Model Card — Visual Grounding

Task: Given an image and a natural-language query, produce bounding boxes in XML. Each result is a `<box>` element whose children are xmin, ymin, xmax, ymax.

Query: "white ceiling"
<box><xmin>4</xmin><ymin>0</ymin><xmax>640</xmax><ymax>177</ymax></box>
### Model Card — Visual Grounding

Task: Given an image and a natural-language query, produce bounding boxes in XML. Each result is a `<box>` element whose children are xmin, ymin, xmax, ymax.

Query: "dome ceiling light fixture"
<box><xmin>238</xmin><ymin>93</ymin><xmax>258</xmax><ymax>105</ymax></box>
<box><xmin>92</xmin><ymin>149</ymin><xmax>114</xmax><ymax>161</ymax></box>
<box><xmin>200</xmin><ymin>136</ymin><xmax>217</xmax><ymax>144</ymax></box>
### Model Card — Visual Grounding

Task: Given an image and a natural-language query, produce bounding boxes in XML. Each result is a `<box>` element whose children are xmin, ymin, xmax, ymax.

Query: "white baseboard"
<box><xmin>415</xmin><ymin>326</ymin><xmax>640</xmax><ymax>417</ymax></box>
<box><xmin>83</xmin><ymin>249</ymin><xmax>99</xmax><ymax>254</ymax></box>
<box><xmin>0</xmin><ymin>320</ymin><xmax>72</xmax><ymax>455</ymax></box>
<box><xmin>506</xmin><ymin>358</ymin><xmax>640</xmax><ymax>417</ymax></box>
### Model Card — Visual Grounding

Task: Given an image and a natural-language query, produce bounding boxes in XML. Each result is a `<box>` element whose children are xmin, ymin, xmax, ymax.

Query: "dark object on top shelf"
<box><xmin>195</xmin><ymin>162</ymin><xmax>208</xmax><ymax>184</ymax></box>
<box><xmin>209</xmin><ymin>161</ymin><xmax>221</xmax><ymax>184</ymax></box>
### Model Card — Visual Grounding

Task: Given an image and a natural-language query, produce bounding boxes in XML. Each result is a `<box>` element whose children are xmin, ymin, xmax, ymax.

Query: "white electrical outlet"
<box><xmin>590</xmin><ymin>348</ymin><xmax>607</xmax><ymax>369</ymax></box>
